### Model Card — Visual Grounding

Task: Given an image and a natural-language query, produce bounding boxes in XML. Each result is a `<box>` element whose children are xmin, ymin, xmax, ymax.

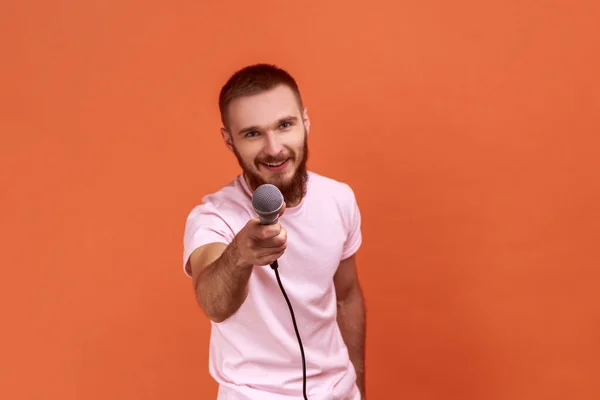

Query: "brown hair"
<box><xmin>218</xmin><ymin>63</ymin><xmax>304</xmax><ymax>129</ymax></box>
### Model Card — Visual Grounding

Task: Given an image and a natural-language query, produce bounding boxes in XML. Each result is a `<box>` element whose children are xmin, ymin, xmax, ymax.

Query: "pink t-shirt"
<box><xmin>183</xmin><ymin>171</ymin><xmax>362</xmax><ymax>400</ymax></box>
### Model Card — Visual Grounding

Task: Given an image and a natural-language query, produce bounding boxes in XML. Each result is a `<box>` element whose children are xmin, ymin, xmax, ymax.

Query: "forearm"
<box><xmin>195</xmin><ymin>240</ymin><xmax>253</xmax><ymax>323</ymax></box>
<box><xmin>337</xmin><ymin>284</ymin><xmax>366</xmax><ymax>397</ymax></box>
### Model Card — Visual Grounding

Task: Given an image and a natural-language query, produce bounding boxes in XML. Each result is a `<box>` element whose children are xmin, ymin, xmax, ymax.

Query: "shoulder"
<box><xmin>306</xmin><ymin>172</ymin><xmax>362</xmax><ymax>252</ymax></box>
<box><xmin>305</xmin><ymin>171</ymin><xmax>361</xmax><ymax>229</ymax></box>
<box><xmin>185</xmin><ymin>175</ymin><xmax>253</xmax><ymax>227</ymax></box>
<box><xmin>307</xmin><ymin>171</ymin><xmax>359</xmax><ymax>205</ymax></box>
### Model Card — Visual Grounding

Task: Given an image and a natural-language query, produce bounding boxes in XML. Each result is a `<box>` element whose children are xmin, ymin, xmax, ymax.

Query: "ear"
<box><xmin>303</xmin><ymin>107</ymin><xmax>311</xmax><ymax>134</ymax></box>
<box><xmin>220</xmin><ymin>127</ymin><xmax>234</xmax><ymax>152</ymax></box>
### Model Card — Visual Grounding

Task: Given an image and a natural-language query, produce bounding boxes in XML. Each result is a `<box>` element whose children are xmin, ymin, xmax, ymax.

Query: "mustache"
<box><xmin>256</xmin><ymin>154</ymin><xmax>294</xmax><ymax>164</ymax></box>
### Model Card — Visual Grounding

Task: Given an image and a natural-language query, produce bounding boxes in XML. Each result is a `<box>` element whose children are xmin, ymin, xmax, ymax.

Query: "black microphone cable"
<box><xmin>252</xmin><ymin>183</ymin><xmax>308</xmax><ymax>399</ymax></box>
<box><xmin>270</xmin><ymin>259</ymin><xmax>308</xmax><ymax>400</ymax></box>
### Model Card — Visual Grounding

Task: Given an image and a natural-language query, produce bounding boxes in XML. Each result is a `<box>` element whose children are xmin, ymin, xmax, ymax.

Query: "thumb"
<box><xmin>247</xmin><ymin>216</ymin><xmax>261</xmax><ymax>229</ymax></box>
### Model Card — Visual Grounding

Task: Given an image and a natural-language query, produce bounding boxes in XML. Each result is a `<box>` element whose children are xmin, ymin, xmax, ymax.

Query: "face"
<box><xmin>221</xmin><ymin>84</ymin><xmax>310</xmax><ymax>206</ymax></box>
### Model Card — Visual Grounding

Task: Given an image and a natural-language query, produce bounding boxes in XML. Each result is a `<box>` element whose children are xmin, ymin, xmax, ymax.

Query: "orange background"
<box><xmin>1</xmin><ymin>1</ymin><xmax>599</xmax><ymax>399</ymax></box>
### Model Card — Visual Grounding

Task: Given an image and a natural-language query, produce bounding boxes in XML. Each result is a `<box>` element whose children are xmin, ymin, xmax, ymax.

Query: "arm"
<box><xmin>188</xmin><ymin>240</ymin><xmax>253</xmax><ymax>323</ymax></box>
<box><xmin>188</xmin><ymin>207</ymin><xmax>287</xmax><ymax>323</ymax></box>
<box><xmin>334</xmin><ymin>254</ymin><xmax>366</xmax><ymax>398</ymax></box>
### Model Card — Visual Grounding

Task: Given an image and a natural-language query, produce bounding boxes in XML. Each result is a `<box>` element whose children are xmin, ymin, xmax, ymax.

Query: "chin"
<box><xmin>245</xmin><ymin>162</ymin><xmax>302</xmax><ymax>195</ymax></box>
<box><xmin>271</xmin><ymin>170</ymin><xmax>295</xmax><ymax>185</ymax></box>
<box><xmin>261</xmin><ymin>166</ymin><xmax>293</xmax><ymax>179</ymax></box>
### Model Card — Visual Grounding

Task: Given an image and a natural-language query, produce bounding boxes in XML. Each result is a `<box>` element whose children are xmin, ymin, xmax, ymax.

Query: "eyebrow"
<box><xmin>238</xmin><ymin>116</ymin><xmax>299</xmax><ymax>136</ymax></box>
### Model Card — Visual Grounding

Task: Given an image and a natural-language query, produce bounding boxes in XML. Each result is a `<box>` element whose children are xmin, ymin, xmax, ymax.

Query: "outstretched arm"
<box><xmin>189</xmin><ymin>206</ymin><xmax>287</xmax><ymax>323</ymax></box>
<box><xmin>189</xmin><ymin>241</ymin><xmax>253</xmax><ymax>323</ymax></box>
<box><xmin>334</xmin><ymin>254</ymin><xmax>366</xmax><ymax>398</ymax></box>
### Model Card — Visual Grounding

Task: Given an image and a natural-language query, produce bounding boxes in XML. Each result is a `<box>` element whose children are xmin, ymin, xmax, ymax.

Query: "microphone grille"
<box><xmin>252</xmin><ymin>184</ymin><xmax>284</xmax><ymax>213</ymax></box>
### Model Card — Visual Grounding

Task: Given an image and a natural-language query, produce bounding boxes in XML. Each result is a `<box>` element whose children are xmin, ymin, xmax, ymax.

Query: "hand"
<box><xmin>234</xmin><ymin>203</ymin><xmax>287</xmax><ymax>267</ymax></box>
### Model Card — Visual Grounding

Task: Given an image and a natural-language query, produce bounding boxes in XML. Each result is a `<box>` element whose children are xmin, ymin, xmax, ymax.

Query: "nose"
<box><xmin>263</xmin><ymin>132</ymin><xmax>284</xmax><ymax>156</ymax></box>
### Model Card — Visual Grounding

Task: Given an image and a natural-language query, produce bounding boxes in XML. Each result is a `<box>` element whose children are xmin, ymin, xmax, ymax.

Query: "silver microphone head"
<box><xmin>252</xmin><ymin>184</ymin><xmax>284</xmax><ymax>224</ymax></box>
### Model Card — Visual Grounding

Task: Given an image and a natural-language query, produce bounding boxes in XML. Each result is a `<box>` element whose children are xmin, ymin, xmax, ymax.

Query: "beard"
<box><xmin>232</xmin><ymin>132</ymin><xmax>309</xmax><ymax>206</ymax></box>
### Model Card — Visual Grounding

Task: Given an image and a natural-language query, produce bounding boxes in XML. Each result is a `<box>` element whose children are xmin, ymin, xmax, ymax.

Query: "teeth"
<box><xmin>266</xmin><ymin>161</ymin><xmax>285</xmax><ymax>167</ymax></box>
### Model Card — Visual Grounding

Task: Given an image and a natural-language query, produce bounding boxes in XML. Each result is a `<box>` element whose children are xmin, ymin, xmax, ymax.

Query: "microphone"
<box><xmin>251</xmin><ymin>184</ymin><xmax>309</xmax><ymax>400</ymax></box>
<box><xmin>252</xmin><ymin>183</ymin><xmax>284</xmax><ymax>224</ymax></box>
<box><xmin>252</xmin><ymin>183</ymin><xmax>284</xmax><ymax>269</ymax></box>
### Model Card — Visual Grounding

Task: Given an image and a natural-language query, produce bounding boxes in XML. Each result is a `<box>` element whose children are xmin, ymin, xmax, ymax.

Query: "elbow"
<box><xmin>196</xmin><ymin>296</ymin><xmax>230</xmax><ymax>323</ymax></box>
<box><xmin>193</xmin><ymin>275</ymin><xmax>223</xmax><ymax>322</ymax></box>
<box><xmin>196</xmin><ymin>293</ymin><xmax>231</xmax><ymax>323</ymax></box>
<box><xmin>192</xmin><ymin>271</ymin><xmax>243</xmax><ymax>324</ymax></box>
<box><xmin>336</xmin><ymin>282</ymin><xmax>364</xmax><ymax>307</ymax></box>
<box><xmin>205</xmin><ymin>310</ymin><xmax>228</xmax><ymax>323</ymax></box>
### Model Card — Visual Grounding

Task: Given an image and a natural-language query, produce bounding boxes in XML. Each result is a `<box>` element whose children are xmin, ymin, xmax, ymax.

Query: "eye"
<box><xmin>279</xmin><ymin>121</ymin><xmax>292</xmax><ymax>129</ymax></box>
<box><xmin>244</xmin><ymin>131</ymin><xmax>259</xmax><ymax>138</ymax></box>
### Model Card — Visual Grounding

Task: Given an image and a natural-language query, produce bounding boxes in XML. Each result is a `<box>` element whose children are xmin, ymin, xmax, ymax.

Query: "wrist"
<box><xmin>225</xmin><ymin>237</ymin><xmax>254</xmax><ymax>270</ymax></box>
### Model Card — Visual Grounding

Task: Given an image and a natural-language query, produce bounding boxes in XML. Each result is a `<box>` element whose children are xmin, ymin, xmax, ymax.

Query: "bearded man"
<box><xmin>183</xmin><ymin>64</ymin><xmax>366</xmax><ymax>400</ymax></box>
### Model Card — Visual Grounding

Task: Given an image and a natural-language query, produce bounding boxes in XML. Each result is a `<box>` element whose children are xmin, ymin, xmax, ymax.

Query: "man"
<box><xmin>183</xmin><ymin>64</ymin><xmax>366</xmax><ymax>400</ymax></box>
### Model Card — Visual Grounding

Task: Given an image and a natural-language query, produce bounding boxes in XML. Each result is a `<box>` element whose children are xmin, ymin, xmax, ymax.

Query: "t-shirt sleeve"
<box><xmin>182</xmin><ymin>202</ymin><xmax>235</xmax><ymax>278</ymax></box>
<box><xmin>341</xmin><ymin>184</ymin><xmax>362</xmax><ymax>260</ymax></box>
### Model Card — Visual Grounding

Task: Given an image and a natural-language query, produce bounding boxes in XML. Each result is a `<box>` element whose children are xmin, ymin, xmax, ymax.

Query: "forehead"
<box><xmin>226</xmin><ymin>84</ymin><xmax>302</xmax><ymax>132</ymax></box>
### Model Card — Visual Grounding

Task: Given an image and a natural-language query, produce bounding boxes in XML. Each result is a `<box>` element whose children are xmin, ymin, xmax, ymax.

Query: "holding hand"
<box><xmin>234</xmin><ymin>203</ymin><xmax>287</xmax><ymax>267</ymax></box>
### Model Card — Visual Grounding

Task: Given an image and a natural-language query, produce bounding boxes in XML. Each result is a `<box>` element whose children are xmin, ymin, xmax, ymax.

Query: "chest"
<box><xmin>276</xmin><ymin>206</ymin><xmax>347</xmax><ymax>287</ymax></box>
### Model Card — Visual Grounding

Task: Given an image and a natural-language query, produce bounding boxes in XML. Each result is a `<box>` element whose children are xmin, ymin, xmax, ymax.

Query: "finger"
<box><xmin>254</xmin><ymin>227</ymin><xmax>286</xmax><ymax>248</ymax></box>
<box><xmin>257</xmin><ymin>243</ymin><xmax>286</xmax><ymax>258</ymax></box>
<box><xmin>258</xmin><ymin>249</ymin><xmax>286</xmax><ymax>266</ymax></box>
<box><xmin>278</xmin><ymin>227</ymin><xmax>287</xmax><ymax>245</ymax></box>
<box><xmin>271</xmin><ymin>249</ymin><xmax>287</xmax><ymax>262</ymax></box>
<box><xmin>253</xmin><ymin>223</ymin><xmax>281</xmax><ymax>240</ymax></box>
<box><xmin>279</xmin><ymin>202</ymin><xmax>286</xmax><ymax>217</ymax></box>
<box><xmin>254</xmin><ymin>235</ymin><xmax>286</xmax><ymax>249</ymax></box>
<box><xmin>246</xmin><ymin>218</ymin><xmax>261</xmax><ymax>232</ymax></box>
<box><xmin>253</xmin><ymin>239</ymin><xmax>279</xmax><ymax>249</ymax></box>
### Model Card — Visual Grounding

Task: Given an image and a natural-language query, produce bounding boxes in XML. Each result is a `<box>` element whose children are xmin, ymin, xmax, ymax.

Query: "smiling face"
<box><xmin>221</xmin><ymin>84</ymin><xmax>310</xmax><ymax>206</ymax></box>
